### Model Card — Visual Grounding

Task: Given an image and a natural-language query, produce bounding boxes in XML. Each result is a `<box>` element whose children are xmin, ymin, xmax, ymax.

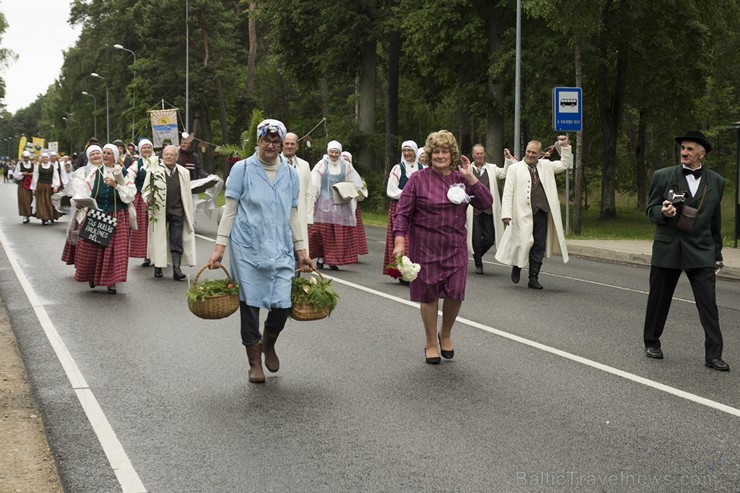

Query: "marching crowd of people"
<box><xmin>4</xmin><ymin>123</ymin><xmax>729</xmax><ymax>379</ymax></box>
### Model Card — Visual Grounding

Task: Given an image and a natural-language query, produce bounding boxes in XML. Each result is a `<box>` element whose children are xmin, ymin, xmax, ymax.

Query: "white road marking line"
<box><xmin>0</xmin><ymin>230</ymin><xmax>147</xmax><ymax>493</ymax></box>
<box><xmin>327</xmin><ymin>275</ymin><xmax>740</xmax><ymax>419</ymax></box>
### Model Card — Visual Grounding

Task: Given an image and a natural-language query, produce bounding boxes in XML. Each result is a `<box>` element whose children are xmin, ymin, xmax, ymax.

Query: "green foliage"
<box><xmin>216</xmin><ymin>108</ymin><xmax>264</xmax><ymax>159</ymax></box>
<box><xmin>291</xmin><ymin>273</ymin><xmax>339</xmax><ymax>313</ymax></box>
<box><xmin>187</xmin><ymin>278</ymin><xmax>240</xmax><ymax>302</ymax></box>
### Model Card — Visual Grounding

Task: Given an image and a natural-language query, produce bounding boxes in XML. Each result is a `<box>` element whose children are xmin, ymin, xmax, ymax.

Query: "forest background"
<box><xmin>0</xmin><ymin>0</ymin><xmax>738</xmax><ymax>237</ymax></box>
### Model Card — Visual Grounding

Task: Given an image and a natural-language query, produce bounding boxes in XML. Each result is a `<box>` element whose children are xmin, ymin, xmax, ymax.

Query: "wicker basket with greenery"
<box><xmin>187</xmin><ymin>265</ymin><xmax>240</xmax><ymax>320</ymax></box>
<box><xmin>290</xmin><ymin>268</ymin><xmax>339</xmax><ymax>321</ymax></box>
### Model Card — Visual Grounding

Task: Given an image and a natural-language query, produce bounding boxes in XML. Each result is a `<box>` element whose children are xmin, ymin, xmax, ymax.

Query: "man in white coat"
<box><xmin>282</xmin><ymin>132</ymin><xmax>316</xmax><ymax>257</ymax></box>
<box><xmin>465</xmin><ymin>144</ymin><xmax>512</xmax><ymax>274</ymax></box>
<box><xmin>495</xmin><ymin>135</ymin><xmax>572</xmax><ymax>289</ymax></box>
<box><xmin>142</xmin><ymin>144</ymin><xmax>196</xmax><ymax>280</ymax></box>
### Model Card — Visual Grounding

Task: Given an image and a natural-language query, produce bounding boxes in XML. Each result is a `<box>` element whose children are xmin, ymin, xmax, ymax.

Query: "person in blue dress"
<box><xmin>208</xmin><ymin>119</ymin><xmax>313</xmax><ymax>383</ymax></box>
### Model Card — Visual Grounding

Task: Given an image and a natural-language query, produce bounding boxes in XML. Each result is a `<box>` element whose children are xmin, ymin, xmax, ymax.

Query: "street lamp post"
<box><xmin>185</xmin><ymin>0</ymin><xmax>190</xmax><ymax>132</ymax></box>
<box><xmin>113</xmin><ymin>44</ymin><xmax>137</xmax><ymax>142</ymax></box>
<box><xmin>81</xmin><ymin>91</ymin><xmax>97</xmax><ymax>137</ymax></box>
<box><xmin>90</xmin><ymin>73</ymin><xmax>110</xmax><ymax>142</ymax></box>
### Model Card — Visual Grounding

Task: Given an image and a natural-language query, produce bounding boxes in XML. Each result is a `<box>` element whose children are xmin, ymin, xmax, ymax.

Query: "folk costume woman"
<box><xmin>62</xmin><ymin>146</ymin><xmax>104</xmax><ymax>265</ymax></box>
<box><xmin>14</xmin><ymin>151</ymin><xmax>35</xmax><ymax>224</ymax></box>
<box><xmin>308</xmin><ymin>140</ymin><xmax>363</xmax><ymax>270</ymax></box>
<box><xmin>72</xmin><ymin>143</ymin><xmax>136</xmax><ymax>294</ymax></box>
<box><xmin>393</xmin><ymin>130</ymin><xmax>493</xmax><ymax>364</ymax></box>
<box><xmin>208</xmin><ymin>119</ymin><xmax>313</xmax><ymax>384</ymax></box>
<box><xmin>341</xmin><ymin>151</ymin><xmax>368</xmax><ymax>257</ymax></box>
<box><xmin>30</xmin><ymin>153</ymin><xmax>62</xmax><ymax>225</ymax></box>
<box><xmin>128</xmin><ymin>139</ymin><xmax>159</xmax><ymax>265</ymax></box>
<box><xmin>384</xmin><ymin>140</ymin><xmax>423</xmax><ymax>280</ymax></box>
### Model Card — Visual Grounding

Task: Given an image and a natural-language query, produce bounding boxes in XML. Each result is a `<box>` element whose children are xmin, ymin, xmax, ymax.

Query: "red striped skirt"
<box><xmin>353</xmin><ymin>205</ymin><xmax>368</xmax><ymax>256</ymax></box>
<box><xmin>74</xmin><ymin>209</ymin><xmax>131</xmax><ymax>287</ymax></box>
<box><xmin>34</xmin><ymin>184</ymin><xmax>61</xmax><ymax>221</ymax></box>
<box><xmin>128</xmin><ymin>193</ymin><xmax>149</xmax><ymax>258</ymax></box>
<box><xmin>308</xmin><ymin>222</ymin><xmax>359</xmax><ymax>266</ymax></box>
<box><xmin>383</xmin><ymin>201</ymin><xmax>408</xmax><ymax>275</ymax></box>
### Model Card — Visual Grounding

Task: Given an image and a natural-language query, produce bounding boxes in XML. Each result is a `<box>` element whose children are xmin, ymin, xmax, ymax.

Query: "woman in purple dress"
<box><xmin>393</xmin><ymin>130</ymin><xmax>493</xmax><ymax>364</ymax></box>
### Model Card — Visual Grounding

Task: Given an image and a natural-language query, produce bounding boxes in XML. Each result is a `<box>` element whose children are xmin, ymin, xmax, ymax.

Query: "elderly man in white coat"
<box><xmin>142</xmin><ymin>144</ymin><xmax>196</xmax><ymax>280</ymax></box>
<box><xmin>495</xmin><ymin>135</ymin><xmax>572</xmax><ymax>289</ymax></box>
<box><xmin>465</xmin><ymin>145</ymin><xmax>513</xmax><ymax>274</ymax></box>
<box><xmin>282</xmin><ymin>132</ymin><xmax>316</xmax><ymax>257</ymax></box>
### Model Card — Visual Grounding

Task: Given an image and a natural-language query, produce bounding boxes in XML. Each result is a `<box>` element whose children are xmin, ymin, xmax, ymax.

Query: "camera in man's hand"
<box><xmin>667</xmin><ymin>189</ymin><xmax>686</xmax><ymax>207</ymax></box>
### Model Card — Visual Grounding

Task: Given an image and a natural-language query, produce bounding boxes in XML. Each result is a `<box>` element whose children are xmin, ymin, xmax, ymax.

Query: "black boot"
<box><xmin>172</xmin><ymin>252</ymin><xmax>186</xmax><ymax>281</ymax></box>
<box><xmin>511</xmin><ymin>266</ymin><xmax>521</xmax><ymax>284</ymax></box>
<box><xmin>528</xmin><ymin>262</ymin><xmax>543</xmax><ymax>290</ymax></box>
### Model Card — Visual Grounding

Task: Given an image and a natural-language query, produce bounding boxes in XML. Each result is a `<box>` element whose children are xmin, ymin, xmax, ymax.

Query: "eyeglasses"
<box><xmin>260</xmin><ymin>138</ymin><xmax>283</xmax><ymax>148</ymax></box>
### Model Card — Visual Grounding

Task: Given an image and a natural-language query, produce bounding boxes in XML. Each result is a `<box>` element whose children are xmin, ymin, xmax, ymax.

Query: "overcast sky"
<box><xmin>1</xmin><ymin>0</ymin><xmax>82</xmax><ymax>114</ymax></box>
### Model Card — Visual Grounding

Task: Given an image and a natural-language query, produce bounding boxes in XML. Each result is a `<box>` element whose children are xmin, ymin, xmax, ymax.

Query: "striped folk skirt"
<box><xmin>353</xmin><ymin>204</ymin><xmax>368</xmax><ymax>256</ymax></box>
<box><xmin>383</xmin><ymin>200</ymin><xmax>408</xmax><ymax>276</ymax></box>
<box><xmin>34</xmin><ymin>183</ymin><xmax>62</xmax><ymax>221</ymax></box>
<box><xmin>73</xmin><ymin>209</ymin><xmax>131</xmax><ymax>287</ymax></box>
<box><xmin>128</xmin><ymin>193</ymin><xmax>149</xmax><ymax>258</ymax></box>
<box><xmin>308</xmin><ymin>222</ymin><xmax>359</xmax><ymax>266</ymax></box>
<box><xmin>17</xmin><ymin>186</ymin><xmax>33</xmax><ymax>217</ymax></box>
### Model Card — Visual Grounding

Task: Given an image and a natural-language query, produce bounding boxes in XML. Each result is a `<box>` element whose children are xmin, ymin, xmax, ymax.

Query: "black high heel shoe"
<box><xmin>107</xmin><ymin>286</ymin><xmax>117</xmax><ymax>294</ymax></box>
<box><xmin>425</xmin><ymin>347</ymin><xmax>441</xmax><ymax>365</ymax></box>
<box><xmin>438</xmin><ymin>333</ymin><xmax>454</xmax><ymax>359</ymax></box>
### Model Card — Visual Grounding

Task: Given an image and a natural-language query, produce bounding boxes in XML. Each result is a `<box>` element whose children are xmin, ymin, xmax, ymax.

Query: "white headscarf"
<box><xmin>400</xmin><ymin>140</ymin><xmax>418</xmax><ymax>164</ymax></box>
<box><xmin>103</xmin><ymin>143</ymin><xmax>120</xmax><ymax>163</ymax></box>
<box><xmin>327</xmin><ymin>140</ymin><xmax>343</xmax><ymax>153</ymax></box>
<box><xmin>341</xmin><ymin>151</ymin><xmax>352</xmax><ymax>164</ymax></box>
<box><xmin>138</xmin><ymin>139</ymin><xmax>153</xmax><ymax>152</ymax></box>
<box><xmin>86</xmin><ymin>145</ymin><xmax>103</xmax><ymax>160</ymax></box>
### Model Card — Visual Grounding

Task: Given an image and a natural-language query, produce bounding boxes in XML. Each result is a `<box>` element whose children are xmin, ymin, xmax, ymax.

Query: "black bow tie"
<box><xmin>682</xmin><ymin>167</ymin><xmax>702</xmax><ymax>178</ymax></box>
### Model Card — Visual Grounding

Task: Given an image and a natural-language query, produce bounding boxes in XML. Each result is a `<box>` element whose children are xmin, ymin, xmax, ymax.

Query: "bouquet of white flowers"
<box><xmin>387</xmin><ymin>255</ymin><xmax>421</xmax><ymax>282</ymax></box>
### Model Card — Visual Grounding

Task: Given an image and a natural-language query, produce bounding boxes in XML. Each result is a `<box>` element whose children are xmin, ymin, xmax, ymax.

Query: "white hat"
<box><xmin>22</xmin><ymin>150</ymin><xmax>31</xmax><ymax>157</ymax></box>
<box><xmin>327</xmin><ymin>140</ymin><xmax>342</xmax><ymax>153</ymax></box>
<box><xmin>138</xmin><ymin>139</ymin><xmax>153</xmax><ymax>151</ymax></box>
<box><xmin>86</xmin><ymin>145</ymin><xmax>103</xmax><ymax>160</ymax></box>
<box><xmin>103</xmin><ymin>143</ymin><xmax>120</xmax><ymax>163</ymax></box>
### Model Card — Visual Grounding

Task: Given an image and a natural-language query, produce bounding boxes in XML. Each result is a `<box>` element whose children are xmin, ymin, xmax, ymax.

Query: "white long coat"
<box><xmin>495</xmin><ymin>147</ymin><xmax>572</xmax><ymax>267</ymax></box>
<box><xmin>282</xmin><ymin>154</ymin><xmax>316</xmax><ymax>255</ymax></box>
<box><xmin>142</xmin><ymin>163</ymin><xmax>196</xmax><ymax>268</ymax></box>
<box><xmin>466</xmin><ymin>159</ymin><xmax>511</xmax><ymax>254</ymax></box>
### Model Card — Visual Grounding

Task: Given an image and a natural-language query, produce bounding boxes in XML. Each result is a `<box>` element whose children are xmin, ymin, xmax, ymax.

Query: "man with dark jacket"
<box><xmin>75</xmin><ymin>137</ymin><xmax>100</xmax><ymax>170</ymax></box>
<box><xmin>643</xmin><ymin>130</ymin><xmax>728</xmax><ymax>371</ymax></box>
<box><xmin>177</xmin><ymin>137</ymin><xmax>207</xmax><ymax>180</ymax></box>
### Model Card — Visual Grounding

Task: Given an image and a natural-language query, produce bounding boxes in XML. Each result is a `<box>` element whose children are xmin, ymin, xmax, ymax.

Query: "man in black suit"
<box><xmin>643</xmin><ymin>130</ymin><xmax>728</xmax><ymax>371</ymax></box>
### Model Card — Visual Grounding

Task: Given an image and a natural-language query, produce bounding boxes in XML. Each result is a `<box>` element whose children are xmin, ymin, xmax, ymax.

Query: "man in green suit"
<box><xmin>643</xmin><ymin>130</ymin><xmax>728</xmax><ymax>371</ymax></box>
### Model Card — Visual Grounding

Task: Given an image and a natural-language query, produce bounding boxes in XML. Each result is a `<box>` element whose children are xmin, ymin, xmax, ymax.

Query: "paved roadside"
<box><xmin>0</xmin><ymin>300</ymin><xmax>63</xmax><ymax>492</ymax></box>
<box><xmin>567</xmin><ymin>239</ymin><xmax>740</xmax><ymax>281</ymax></box>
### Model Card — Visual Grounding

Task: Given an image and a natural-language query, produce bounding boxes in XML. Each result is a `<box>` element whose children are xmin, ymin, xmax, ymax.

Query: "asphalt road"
<box><xmin>2</xmin><ymin>185</ymin><xmax>739</xmax><ymax>492</ymax></box>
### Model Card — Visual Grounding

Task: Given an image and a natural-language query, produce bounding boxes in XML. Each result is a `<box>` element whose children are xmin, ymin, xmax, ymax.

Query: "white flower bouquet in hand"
<box><xmin>388</xmin><ymin>255</ymin><xmax>421</xmax><ymax>282</ymax></box>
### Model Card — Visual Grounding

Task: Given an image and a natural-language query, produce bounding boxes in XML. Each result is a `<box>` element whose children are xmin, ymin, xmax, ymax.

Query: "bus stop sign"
<box><xmin>553</xmin><ymin>87</ymin><xmax>582</xmax><ymax>132</ymax></box>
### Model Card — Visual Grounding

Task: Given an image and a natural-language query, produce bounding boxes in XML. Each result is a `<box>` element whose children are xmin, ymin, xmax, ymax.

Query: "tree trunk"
<box><xmin>385</xmin><ymin>28</ymin><xmax>400</xmax><ymax>193</ymax></box>
<box><xmin>214</xmin><ymin>77</ymin><xmax>230</xmax><ymax>179</ymax></box>
<box><xmin>635</xmin><ymin>109</ymin><xmax>647</xmax><ymax>210</ymax></box>
<box><xmin>486</xmin><ymin>5</ymin><xmax>504</xmax><ymax>166</ymax></box>
<box><xmin>457</xmin><ymin>73</ymin><xmax>471</xmax><ymax>156</ymax></box>
<box><xmin>358</xmin><ymin>39</ymin><xmax>377</xmax><ymax>172</ymax></box>
<box><xmin>597</xmin><ymin>0</ymin><xmax>629</xmax><ymax>220</ymax></box>
<box><xmin>573</xmin><ymin>31</ymin><xmax>584</xmax><ymax>234</ymax></box>
<box><xmin>245</xmin><ymin>1</ymin><xmax>257</xmax><ymax>106</ymax></box>
<box><xmin>320</xmin><ymin>77</ymin><xmax>330</xmax><ymax>118</ymax></box>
